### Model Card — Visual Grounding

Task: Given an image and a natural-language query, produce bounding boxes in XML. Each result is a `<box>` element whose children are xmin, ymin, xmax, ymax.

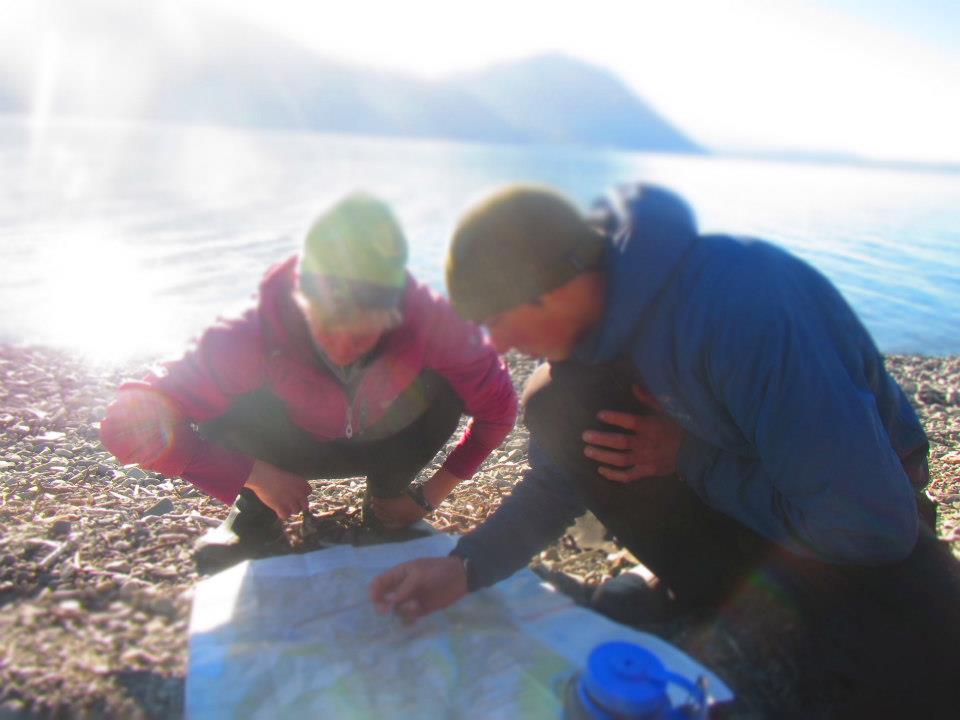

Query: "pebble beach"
<box><xmin>1</xmin><ymin>344</ymin><xmax>958</xmax><ymax>718</ymax></box>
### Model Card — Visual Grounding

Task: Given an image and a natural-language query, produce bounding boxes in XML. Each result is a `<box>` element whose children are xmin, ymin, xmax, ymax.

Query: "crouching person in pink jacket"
<box><xmin>100</xmin><ymin>193</ymin><xmax>518</xmax><ymax>573</ymax></box>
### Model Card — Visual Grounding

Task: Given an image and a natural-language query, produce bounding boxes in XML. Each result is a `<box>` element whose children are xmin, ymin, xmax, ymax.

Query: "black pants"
<box><xmin>523</xmin><ymin>360</ymin><xmax>960</xmax><ymax>715</ymax></box>
<box><xmin>198</xmin><ymin>371</ymin><xmax>463</xmax><ymax>499</ymax></box>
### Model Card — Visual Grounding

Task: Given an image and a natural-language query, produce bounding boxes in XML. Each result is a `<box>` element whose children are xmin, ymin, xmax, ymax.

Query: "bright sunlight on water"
<box><xmin>2</xmin><ymin>116</ymin><xmax>959</xmax><ymax>361</ymax></box>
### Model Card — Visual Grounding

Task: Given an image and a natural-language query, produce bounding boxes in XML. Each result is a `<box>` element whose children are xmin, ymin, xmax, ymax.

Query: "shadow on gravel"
<box><xmin>113</xmin><ymin>670</ymin><xmax>184</xmax><ymax>720</ymax></box>
<box><xmin>0</xmin><ymin>701</ymin><xmax>44</xmax><ymax>720</ymax></box>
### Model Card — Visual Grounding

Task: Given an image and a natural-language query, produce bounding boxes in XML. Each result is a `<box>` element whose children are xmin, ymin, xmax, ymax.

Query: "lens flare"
<box><xmin>32</xmin><ymin>227</ymin><xmax>178</xmax><ymax>361</ymax></box>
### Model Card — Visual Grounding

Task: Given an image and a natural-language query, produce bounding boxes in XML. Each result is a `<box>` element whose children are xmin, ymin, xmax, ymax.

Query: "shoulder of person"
<box><xmin>400</xmin><ymin>276</ymin><xmax>471</xmax><ymax>328</ymax></box>
<box><xmin>695</xmin><ymin>237</ymin><xmax>803</xmax><ymax>317</ymax></box>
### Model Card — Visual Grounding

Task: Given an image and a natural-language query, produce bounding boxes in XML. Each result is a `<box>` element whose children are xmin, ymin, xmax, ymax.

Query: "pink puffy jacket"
<box><xmin>100</xmin><ymin>256</ymin><xmax>518</xmax><ymax>503</ymax></box>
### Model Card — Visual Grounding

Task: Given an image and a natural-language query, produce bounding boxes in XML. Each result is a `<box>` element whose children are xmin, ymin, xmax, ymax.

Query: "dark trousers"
<box><xmin>198</xmin><ymin>371</ymin><xmax>463</xmax><ymax>499</ymax></box>
<box><xmin>523</xmin><ymin>360</ymin><xmax>960</xmax><ymax>715</ymax></box>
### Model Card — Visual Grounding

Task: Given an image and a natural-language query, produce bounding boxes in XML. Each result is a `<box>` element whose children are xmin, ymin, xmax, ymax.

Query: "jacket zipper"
<box><xmin>345</xmin><ymin>404</ymin><xmax>354</xmax><ymax>439</ymax></box>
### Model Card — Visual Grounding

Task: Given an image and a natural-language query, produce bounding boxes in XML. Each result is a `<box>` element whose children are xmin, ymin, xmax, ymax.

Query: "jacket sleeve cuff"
<box><xmin>447</xmin><ymin>547</ymin><xmax>480</xmax><ymax>592</ymax></box>
<box><xmin>448</xmin><ymin>539</ymin><xmax>500</xmax><ymax>592</ymax></box>
<box><xmin>179</xmin><ymin>441</ymin><xmax>255</xmax><ymax>505</ymax></box>
<box><xmin>439</xmin><ymin>452</ymin><xmax>476</xmax><ymax>481</ymax></box>
<box><xmin>440</xmin><ymin>417</ymin><xmax>515</xmax><ymax>479</ymax></box>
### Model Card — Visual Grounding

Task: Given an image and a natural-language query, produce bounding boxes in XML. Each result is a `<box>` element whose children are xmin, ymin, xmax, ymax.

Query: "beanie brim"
<box><xmin>449</xmin><ymin>227</ymin><xmax>605</xmax><ymax>322</ymax></box>
<box><xmin>446</xmin><ymin>185</ymin><xmax>606</xmax><ymax>323</ymax></box>
<box><xmin>298</xmin><ymin>273</ymin><xmax>405</xmax><ymax>316</ymax></box>
<box><xmin>301</xmin><ymin>192</ymin><xmax>408</xmax><ymax>296</ymax></box>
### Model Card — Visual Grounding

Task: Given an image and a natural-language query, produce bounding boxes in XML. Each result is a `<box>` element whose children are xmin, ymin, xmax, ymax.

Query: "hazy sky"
<box><xmin>198</xmin><ymin>0</ymin><xmax>960</xmax><ymax>163</ymax></box>
<box><xmin>7</xmin><ymin>0</ymin><xmax>960</xmax><ymax>163</ymax></box>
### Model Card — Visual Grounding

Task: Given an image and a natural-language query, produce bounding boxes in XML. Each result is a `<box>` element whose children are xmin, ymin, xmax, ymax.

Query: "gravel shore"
<box><xmin>1</xmin><ymin>345</ymin><xmax>958</xmax><ymax>718</ymax></box>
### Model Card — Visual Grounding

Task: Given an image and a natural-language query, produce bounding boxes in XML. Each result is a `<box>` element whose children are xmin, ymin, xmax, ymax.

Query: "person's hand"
<box><xmin>369</xmin><ymin>494</ymin><xmax>427</xmax><ymax>529</ymax></box>
<box><xmin>243</xmin><ymin>460</ymin><xmax>310</xmax><ymax>519</ymax></box>
<box><xmin>370</xmin><ymin>556</ymin><xmax>468</xmax><ymax>622</ymax></box>
<box><xmin>99</xmin><ymin>388</ymin><xmax>184</xmax><ymax>466</ymax></box>
<box><xmin>582</xmin><ymin>386</ymin><xmax>685</xmax><ymax>482</ymax></box>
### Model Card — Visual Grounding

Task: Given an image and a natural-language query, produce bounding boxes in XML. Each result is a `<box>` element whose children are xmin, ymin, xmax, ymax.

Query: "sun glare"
<box><xmin>29</xmin><ymin>29</ymin><xmax>61</xmax><ymax>145</ymax></box>
<box><xmin>34</xmin><ymin>228</ymin><xmax>178</xmax><ymax>362</ymax></box>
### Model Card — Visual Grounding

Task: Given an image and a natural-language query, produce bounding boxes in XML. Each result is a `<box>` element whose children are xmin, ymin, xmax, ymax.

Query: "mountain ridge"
<box><xmin>1</xmin><ymin>4</ymin><xmax>703</xmax><ymax>153</ymax></box>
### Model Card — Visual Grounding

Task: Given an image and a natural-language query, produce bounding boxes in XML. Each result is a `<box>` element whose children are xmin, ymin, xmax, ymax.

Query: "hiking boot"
<box><xmin>353</xmin><ymin>488</ymin><xmax>435</xmax><ymax>546</ymax></box>
<box><xmin>589</xmin><ymin>571</ymin><xmax>677</xmax><ymax>625</ymax></box>
<box><xmin>532</xmin><ymin>566</ymin><xmax>677</xmax><ymax>625</ymax></box>
<box><xmin>352</xmin><ymin>519</ymin><xmax>436</xmax><ymax>547</ymax></box>
<box><xmin>192</xmin><ymin>488</ymin><xmax>291</xmax><ymax>575</ymax></box>
<box><xmin>531</xmin><ymin>566</ymin><xmax>594</xmax><ymax>606</ymax></box>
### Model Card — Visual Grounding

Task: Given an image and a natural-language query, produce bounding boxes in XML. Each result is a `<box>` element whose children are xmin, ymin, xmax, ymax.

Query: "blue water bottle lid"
<box><xmin>581</xmin><ymin>642</ymin><xmax>672</xmax><ymax>717</ymax></box>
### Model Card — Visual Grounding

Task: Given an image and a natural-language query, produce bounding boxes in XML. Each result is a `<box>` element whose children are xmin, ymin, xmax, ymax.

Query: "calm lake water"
<box><xmin>1</xmin><ymin>115</ymin><xmax>958</xmax><ymax>361</ymax></box>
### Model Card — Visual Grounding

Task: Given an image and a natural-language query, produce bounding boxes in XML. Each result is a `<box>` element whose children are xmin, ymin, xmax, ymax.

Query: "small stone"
<box><xmin>96</xmin><ymin>578</ymin><xmax>119</xmax><ymax>592</ymax></box>
<box><xmin>149</xmin><ymin>566</ymin><xmax>179</xmax><ymax>579</ymax></box>
<box><xmin>56</xmin><ymin>599</ymin><xmax>85</xmax><ymax>619</ymax></box>
<box><xmin>48</xmin><ymin>519</ymin><xmax>72</xmax><ymax>538</ymax></box>
<box><xmin>916</xmin><ymin>387</ymin><xmax>947</xmax><ymax>406</ymax></box>
<box><xmin>142</xmin><ymin>498</ymin><xmax>175</xmax><ymax>517</ymax></box>
<box><xmin>54</xmin><ymin>448</ymin><xmax>74</xmax><ymax>459</ymax></box>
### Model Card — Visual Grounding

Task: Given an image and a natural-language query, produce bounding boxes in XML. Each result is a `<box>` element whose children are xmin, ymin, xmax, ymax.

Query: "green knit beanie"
<box><xmin>299</xmin><ymin>193</ymin><xmax>408</xmax><ymax>312</ymax></box>
<box><xmin>446</xmin><ymin>185</ymin><xmax>605</xmax><ymax>322</ymax></box>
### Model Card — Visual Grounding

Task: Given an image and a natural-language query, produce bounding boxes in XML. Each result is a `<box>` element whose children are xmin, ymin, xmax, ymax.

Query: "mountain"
<box><xmin>2</xmin><ymin>3</ymin><xmax>702</xmax><ymax>153</ymax></box>
<box><xmin>147</xmin><ymin>46</ymin><xmax>531</xmax><ymax>144</ymax></box>
<box><xmin>453</xmin><ymin>54</ymin><xmax>703</xmax><ymax>153</ymax></box>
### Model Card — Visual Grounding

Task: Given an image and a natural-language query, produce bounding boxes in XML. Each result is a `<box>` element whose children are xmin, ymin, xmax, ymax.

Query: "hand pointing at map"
<box><xmin>370</xmin><ymin>557</ymin><xmax>469</xmax><ymax>622</ymax></box>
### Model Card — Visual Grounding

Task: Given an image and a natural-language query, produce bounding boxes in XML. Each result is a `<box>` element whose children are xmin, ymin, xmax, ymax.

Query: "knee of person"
<box><xmin>521</xmin><ymin>363</ymin><xmax>600</xmax><ymax>451</ymax></box>
<box><xmin>520</xmin><ymin>362</ymin><xmax>553</xmax><ymax>410</ymax></box>
<box><xmin>429</xmin><ymin>372</ymin><xmax>464</xmax><ymax>414</ymax></box>
<box><xmin>419</xmin><ymin>372</ymin><xmax>464</xmax><ymax>434</ymax></box>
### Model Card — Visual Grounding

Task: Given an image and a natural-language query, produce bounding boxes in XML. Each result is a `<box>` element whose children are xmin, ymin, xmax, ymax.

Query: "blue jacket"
<box><xmin>454</xmin><ymin>184</ymin><xmax>928</xmax><ymax>587</ymax></box>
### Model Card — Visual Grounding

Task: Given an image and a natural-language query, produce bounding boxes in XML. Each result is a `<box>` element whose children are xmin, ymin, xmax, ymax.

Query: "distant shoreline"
<box><xmin>6</xmin><ymin>113</ymin><xmax>959</xmax><ymax>176</ymax></box>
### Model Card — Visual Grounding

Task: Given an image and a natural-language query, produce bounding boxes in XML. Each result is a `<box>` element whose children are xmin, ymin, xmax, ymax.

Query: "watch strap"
<box><xmin>405</xmin><ymin>483</ymin><xmax>435</xmax><ymax>512</ymax></box>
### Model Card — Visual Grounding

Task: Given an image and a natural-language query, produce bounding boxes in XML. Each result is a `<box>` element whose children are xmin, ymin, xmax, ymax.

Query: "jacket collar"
<box><xmin>574</xmin><ymin>184</ymin><xmax>699</xmax><ymax>364</ymax></box>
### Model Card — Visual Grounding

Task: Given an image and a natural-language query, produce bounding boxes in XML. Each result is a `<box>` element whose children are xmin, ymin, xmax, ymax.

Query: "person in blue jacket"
<box><xmin>371</xmin><ymin>184</ymin><xmax>959</xmax><ymax>713</ymax></box>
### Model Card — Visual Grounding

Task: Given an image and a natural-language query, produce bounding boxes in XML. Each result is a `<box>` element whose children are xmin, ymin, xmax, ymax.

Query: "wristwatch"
<box><xmin>405</xmin><ymin>482</ymin><xmax>435</xmax><ymax>513</ymax></box>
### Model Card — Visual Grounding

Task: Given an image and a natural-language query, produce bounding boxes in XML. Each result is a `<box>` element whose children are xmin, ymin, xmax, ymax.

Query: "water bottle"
<box><xmin>564</xmin><ymin>641</ymin><xmax>708</xmax><ymax>719</ymax></box>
